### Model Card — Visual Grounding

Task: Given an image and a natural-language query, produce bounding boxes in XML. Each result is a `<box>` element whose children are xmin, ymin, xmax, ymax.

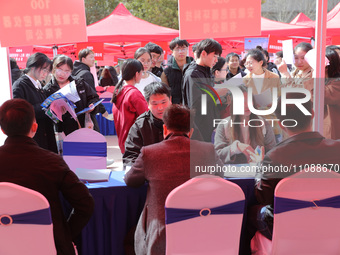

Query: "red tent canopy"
<box><xmin>290</xmin><ymin>13</ymin><xmax>314</xmax><ymax>27</ymax></box>
<box><xmin>86</xmin><ymin>3</ymin><xmax>179</xmax><ymax>42</ymax></box>
<box><xmin>326</xmin><ymin>2</ymin><xmax>340</xmax><ymax>36</ymax></box>
<box><xmin>260</xmin><ymin>17</ymin><xmax>314</xmax><ymax>38</ymax></box>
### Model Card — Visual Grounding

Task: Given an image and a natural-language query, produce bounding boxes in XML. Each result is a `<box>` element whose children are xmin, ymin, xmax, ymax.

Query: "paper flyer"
<box><xmin>76</xmin><ymin>99</ymin><xmax>104</xmax><ymax>115</ymax></box>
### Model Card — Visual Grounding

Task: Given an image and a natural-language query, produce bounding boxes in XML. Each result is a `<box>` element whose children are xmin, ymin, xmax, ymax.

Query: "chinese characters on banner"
<box><xmin>0</xmin><ymin>0</ymin><xmax>87</xmax><ymax>47</ymax></box>
<box><xmin>178</xmin><ymin>0</ymin><xmax>261</xmax><ymax>40</ymax></box>
<box><xmin>8</xmin><ymin>46</ymin><xmax>34</xmax><ymax>69</ymax></box>
<box><xmin>76</xmin><ymin>43</ymin><xmax>104</xmax><ymax>60</ymax></box>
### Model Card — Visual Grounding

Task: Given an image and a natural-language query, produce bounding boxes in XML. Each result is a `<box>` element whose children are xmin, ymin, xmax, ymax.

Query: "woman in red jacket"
<box><xmin>112</xmin><ymin>59</ymin><xmax>148</xmax><ymax>153</ymax></box>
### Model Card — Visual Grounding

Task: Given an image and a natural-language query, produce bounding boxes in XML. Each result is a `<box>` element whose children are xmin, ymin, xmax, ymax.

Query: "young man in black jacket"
<box><xmin>161</xmin><ymin>37</ymin><xmax>192</xmax><ymax>104</ymax></box>
<box><xmin>182</xmin><ymin>38</ymin><xmax>222</xmax><ymax>142</ymax></box>
<box><xmin>123</xmin><ymin>82</ymin><xmax>171</xmax><ymax>167</ymax></box>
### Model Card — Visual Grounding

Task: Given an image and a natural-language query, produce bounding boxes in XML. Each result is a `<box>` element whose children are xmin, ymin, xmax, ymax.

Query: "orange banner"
<box><xmin>0</xmin><ymin>0</ymin><xmax>87</xmax><ymax>47</ymax></box>
<box><xmin>179</xmin><ymin>0</ymin><xmax>261</xmax><ymax>40</ymax></box>
<box><xmin>76</xmin><ymin>43</ymin><xmax>104</xmax><ymax>60</ymax></box>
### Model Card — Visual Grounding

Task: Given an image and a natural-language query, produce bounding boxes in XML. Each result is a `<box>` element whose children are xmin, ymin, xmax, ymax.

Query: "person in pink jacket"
<box><xmin>111</xmin><ymin>59</ymin><xmax>148</xmax><ymax>153</ymax></box>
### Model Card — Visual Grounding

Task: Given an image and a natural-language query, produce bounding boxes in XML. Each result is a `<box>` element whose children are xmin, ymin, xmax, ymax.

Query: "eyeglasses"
<box><xmin>41</xmin><ymin>68</ymin><xmax>51</xmax><ymax>74</ymax></box>
<box><xmin>220</xmin><ymin>69</ymin><xmax>228</xmax><ymax>71</ymax></box>
<box><xmin>244</xmin><ymin>62</ymin><xmax>255</xmax><ymax>67</ymax></box>
<box><xmin>138</xmin><ymin>59</ymin><xmax>151</xmax><ymax>64</ymax></box>
<box><xmin>55</xmin><ymin>69</ymin><xmax>72</xmax><ymax>76</ymax></box>
<box><xmin>173</xmin><ymin>47</ymin><xmax>188</xmax><ymax>53</ymax></box>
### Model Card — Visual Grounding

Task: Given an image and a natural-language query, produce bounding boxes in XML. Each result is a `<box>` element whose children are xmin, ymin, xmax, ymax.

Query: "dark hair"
<box><xmin>245</xmin><ymin>49</ymin><xmax>267</xmax><ymax>67</ymax></box>
<box><xmin>134</xmin><ymin>47</ymin><xmax>152</xmax><ymax>60</ymax></box>
<box><xmin>275</xmin><ymin>92</ymin><xmax>313</xmax><ymax>132</ymax></box>
<box><xmin>144</xmin><ymin>42</ymin><xmax>163</xmax><ymax>55</ymax></box>
<box><xmin>192</xmin><ymin>43</ymin><xmax>198</xmax><ymax>53</ymax></box>
<box><xmin>228</xmin><ymin>85</ymin><xmax>265</xmax><ymax>148</ymax></box>
<box><xmin>327</xmin><ymin>45</ymin><xmax>340</xmax><ymax>52</ymax></box>
<box><xmin>99</xmin><ymin>66</ymin><xmax>118</xmax><ymax>87</ymax></box>
<box><xmin>24</xmin><ymin>52</ymin><xmax>52</xmax><ymax>74</ymax></box>
<box><xmin>111</xmin><ymin>59</ymin><xmax>143</xmax><ymax>104</ymax></box>
<box><xmin>196</xmin><ymin>39</ymin><xmax>222</xmax><ymax>59</ymax></box>
<box><xmin>163</xmin><ymin>104</ymin><xmax>193</xmax><ymax>133</ymax></box>
<box><xmin>275</xmin><ymin>51</ymin><xmax>283</xmax><ymax>58</ymax></box>
<box><xmin>294</xmin><ymin>42</ymin><xmax>313</xmax><ymax>54</ymax></box>
<box><xmin>226</xmin><ymin>52</ymin><xmax>240</xmax><ymax>62</ymax></box>
<box><xmin>10</xmin><ymin>58</ymin><xmax>19</xmax><ymax>69</ymax></box>
<box><xmin>78</xmin><ymin>48</ymin><xmax>94</xmax><ymax>61</ymax></box>
<box><xmin>325</xmin><ymin>47</ymin><xmax>340</xmax><ymax>78</ymax></box>
<box><xmin>52</xmin><ymin>54</ymin><xmax>73</xmax><ymax>71</ymax></box>
<box><xmin>144</xmin><ymin>82</ymin><xmax>171</xmax><ymax>103</ymax></box>
<box><xmin>256</xmin><ymin>46</ymin><xmax>269</xmax><ymax>61</ymax></box>
<box><xmin>212</xmin><ymin>57</ymin><xmax>226</xmax><ymax>75</ymax></box>
<box><xmin>169</xmin><ymin>37</ymin><xmax>189</xmax><ymax>51</ymax></box>
<box><xmin>0</xmin><ymin>99</ymin><xmax>35</xmax><ymax>137</ymax></box>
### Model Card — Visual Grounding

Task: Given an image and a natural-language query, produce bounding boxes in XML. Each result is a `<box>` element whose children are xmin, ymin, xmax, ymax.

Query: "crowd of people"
<box><xmin>2</xmin><ymin>37</ymin><xmax>340</xmax><ymax>254</ymax></box>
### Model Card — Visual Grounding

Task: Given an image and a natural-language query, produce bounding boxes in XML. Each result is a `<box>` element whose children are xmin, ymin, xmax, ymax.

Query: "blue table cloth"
<box><xmin>95</xmin><ymin>101</ymin><xmax>116</xmax><ymax>136</ymax></box>
<box><xmin>79</xmin><ymin>171</ymin><xmax>256</xmax><ymax>255</ymax></box>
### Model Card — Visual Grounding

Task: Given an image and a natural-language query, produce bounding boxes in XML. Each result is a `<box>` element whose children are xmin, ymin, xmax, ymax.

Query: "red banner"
<box><xmin>267</xmin><ymin>35</ymin><xmax>290</xmax><ymax>53</ymax></box>
<box><xmin>0</xmin><ymin>0</ymin><xmax>87</xmax><ymax>47</ymax></box>
<box><xmin>76</xmin><ymin>43</ymin><xmax>104</xmax><ymax>60</ymax></box>
<box><xmin>9</xmin><ymin>46</ymin><xmax>34</xmax><ymax>69</ymax></box>
<box><xmin>179</xmin><ymin>0</ymin><xmax>261</xmax><ymax>40</ymax></box>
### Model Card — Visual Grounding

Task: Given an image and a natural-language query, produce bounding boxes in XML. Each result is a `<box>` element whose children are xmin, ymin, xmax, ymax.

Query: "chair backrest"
<box><xmin>272</xmin><ymin>170</ymin><xmax>340</xmax><ymax>255</ymax></box>
<box><xmin>63</xmin><ymin>128</ymin><xmax>107</xmax><ymax>172</ymax></box>
<box><xmin>165</xmin><ymin>174</ymin><xmax>245</xmax><ymax>255</ymax></box>
<box><xmin>0</xmin><ymin>182</ymin><xmax>56</xmax><ymax>255</ymax></box>
<box><xmin>99</xmin><ymin>91</ymin><xmax>113</xmax><ymax>103</ymax></box>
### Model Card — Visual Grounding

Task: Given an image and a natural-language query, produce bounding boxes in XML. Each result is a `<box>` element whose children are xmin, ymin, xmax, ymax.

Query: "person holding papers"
<box><xmin>243</xmin><ymin>49</ymin><xmax>282</xmax><ymax>142</ymax></box>
<box><xmin>44</xmin><ymin>55</ymin><xmax>102</xmax><ymax>135</ymax></box>
<box><xmin>12</xmin><ymin>52</ymin><xmax>58</xmax><ymax>153</ymax></box>
<box><xmin>111</xmin><ymin>59</ymin><xmax>148</xmax><ymax>154</ymax></box>
<box><xmin>278</xmin><ymin>42</ymin><xmax>313</xmax><ymax>89</ymax></box>
<box><xmin>214</xmin><ymin>85</ymin><xmax>276</xmax><ymax>164</ymax></box>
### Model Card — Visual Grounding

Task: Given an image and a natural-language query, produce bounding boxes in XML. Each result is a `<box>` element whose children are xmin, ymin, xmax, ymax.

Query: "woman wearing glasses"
<box><xmin>134</xmin><ymin>47</ymin><xmax>161</xmax><ymax>96</ymax></box>
<box><xmin>12</xmin><ymin>52</ymin><xmax>58</xmax><ymax>153</ymax></box>
<box><xmin>44</xmin><ymin>55</ymin><xmax>101</xmax><ymax>136</ymax></box>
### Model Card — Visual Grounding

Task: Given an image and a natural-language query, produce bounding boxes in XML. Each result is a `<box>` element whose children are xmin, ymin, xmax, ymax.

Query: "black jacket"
<box><xmin>163</xmin><ymin>57</ymin><xmax>192</xmax><ymax>104</ymax></box>
<box><xmin>12</xmin><ymin>75</ymin><xmax>58</xmax><ymax>153</ymax></box>
<box><xmin>72</xmin><ymin>62</ymin><xmax>95</xmax><ymax>90</ymax></box>
<box><xmin>226</xmin><ymin>67</ymin><xmax>247</xmax><ymax>80</ymax></box>
<box><xmin>0</xmin><ymin>136</ymin><xmax>94</xmax><ymax>255</ymax></box>
<box><xmin>182</xmin><ymin>62</ymin><xmax>219</xmax><ymax>142</ymax></box>
<box><xmin>44</xmin><ymin>76</ymin><xmax>101</xmax><ymax>135</ymax></box>
<box><xmin>123</xmin><ymin>110</ymin><xmax>164</xmax><ymax>166</ymax></box>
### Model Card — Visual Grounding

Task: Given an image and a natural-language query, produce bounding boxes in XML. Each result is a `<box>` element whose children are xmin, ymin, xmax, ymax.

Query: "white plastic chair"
<box><xmin>0</xmin><ymin>182</ymin><xmax>56</xmax><ymax>255</ymax></box>
<box><xmin>251</xmin><ymin>170</ymin><xmax>340</xmax><ymax>255</ymax></box>
<box><xmin>63</xmin><ymin>128</ymin><xmax>107</xmax><ymax>172</ymax></box>
<box><xmin>165</xmin><ymin>174</ymin><xmax>245</xmax><ymax>255</ymax></box>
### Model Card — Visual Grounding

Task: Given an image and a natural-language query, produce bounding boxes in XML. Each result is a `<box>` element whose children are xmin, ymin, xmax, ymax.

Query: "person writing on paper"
<box><xmin>134</xmin><ymin>47</ymin><xmax>161</xmax><ymax>96</ymax></box>
<box><xmin>243</xmin><ymin>49</ymin><xmax>282</xmax><ymax>142</ymax></box>
<box><xmin>111</xmin><ymin>59</ymin><xmax>149</xmax><ymax>154</ymax></box>
<box><xmin>44</xmin><ymin>55</ymin><xmax>102</xmax><ymax>136</ymax></box>
<box><xmin>214</xmin><ymin>85</ymin><xmax>276</xmax><ymax>164</ymax></box>
<box><xmin>0</xmin><ymin>99</ymin><xmax>94</xmax><ymax>255</ymax></box>
<box><xmin>278</xmin><ymin>42</ymin><xmax>313</xmax><ymax>89</ymax></box>
<box><xmin>12</xmin><ymin>52</ymin><xmax>58</xmax><ymax>153</ymax></box>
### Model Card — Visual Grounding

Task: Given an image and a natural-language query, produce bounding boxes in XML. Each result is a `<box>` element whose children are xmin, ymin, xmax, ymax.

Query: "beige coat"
<box><xmin>243</xmin><ymin>69</ymin><xmax>282</xmax><ymax>136</ymax></box>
